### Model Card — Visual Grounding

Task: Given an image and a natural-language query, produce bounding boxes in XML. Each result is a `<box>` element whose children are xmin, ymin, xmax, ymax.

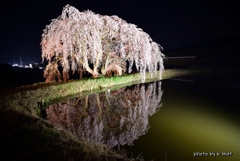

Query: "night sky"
<box><xmin>0</xmin><ymin>0</ymin><xmax>239</xmax><ymax>64</ymax></box>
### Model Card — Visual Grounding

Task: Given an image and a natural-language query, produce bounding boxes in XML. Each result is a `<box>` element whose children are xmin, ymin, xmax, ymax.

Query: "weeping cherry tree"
<box><xmin>41</xmin><ymin>4</ymin><xmax>164</xmax><ymax>82</ymax></box>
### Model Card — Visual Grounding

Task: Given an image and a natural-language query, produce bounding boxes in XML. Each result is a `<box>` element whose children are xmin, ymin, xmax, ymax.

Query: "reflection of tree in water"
<box><xmin>46</xmin><ymin>81</ymin><xmax>163</xmax><ymax>148</ymax></box>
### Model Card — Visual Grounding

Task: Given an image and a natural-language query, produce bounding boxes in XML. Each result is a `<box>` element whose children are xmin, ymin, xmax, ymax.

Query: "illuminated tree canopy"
<box><xmin>41</xmin><ymin>5</ymin><xmax>165</xmax><ymax>82</ymax></box>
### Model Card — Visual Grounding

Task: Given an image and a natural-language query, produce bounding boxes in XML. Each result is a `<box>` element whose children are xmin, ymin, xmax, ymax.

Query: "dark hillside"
<box><xmin>164</xmin><ymin>35</ymin><xmax>240</xmax><ymax>68</ymax></box>
<box><xmin>164</xmin><ymin>35</ymin><xmax>240</xmax><ymax>57</ymax></box>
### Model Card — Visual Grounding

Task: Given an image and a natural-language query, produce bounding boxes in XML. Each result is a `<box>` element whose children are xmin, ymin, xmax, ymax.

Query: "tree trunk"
<box><xmin>79</xmin><ymin>53</ymin><xmax>99</xmax><ymax>78</ymax></box>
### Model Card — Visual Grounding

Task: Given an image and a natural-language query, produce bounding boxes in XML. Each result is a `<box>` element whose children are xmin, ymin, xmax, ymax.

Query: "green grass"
<box><xmin>0</xmin><ymin>69</ymin><xmax>199</xmax><ymax>117</ymax></box>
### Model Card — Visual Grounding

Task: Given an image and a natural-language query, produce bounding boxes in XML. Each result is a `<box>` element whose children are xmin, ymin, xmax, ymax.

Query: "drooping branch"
<box><xmin>43</xmin><ymin>62</ymin><xmax>62</xmax><ymax>82</ymax></box>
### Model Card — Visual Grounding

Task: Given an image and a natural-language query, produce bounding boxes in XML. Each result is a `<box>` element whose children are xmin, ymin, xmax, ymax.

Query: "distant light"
<box><xmin>29</xmin><ymin>63</ymin><xmax>33</xmax><ymax>68</ymax></box>
<box><xmin>39</xmin><ymin>67</ymin><xmax>44</xmax><ymax>69</ymax></box>
<box><xmin>12</xmin><ymin>63</ymin><xmax>19</xmax><ymax>67</ymax></box>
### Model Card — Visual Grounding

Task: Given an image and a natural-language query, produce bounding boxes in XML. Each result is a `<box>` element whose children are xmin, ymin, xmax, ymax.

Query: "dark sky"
<box><xmin>0</xmin><ymin>0</ymin><xmax>239</xmax><ymax>64</ymax></box>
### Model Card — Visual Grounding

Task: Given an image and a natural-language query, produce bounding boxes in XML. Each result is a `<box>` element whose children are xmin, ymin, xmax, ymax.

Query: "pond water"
<box><xmin>45</xmin><ymin>79</ymin><xmax>240</xmax><ymax>161</ymax></box>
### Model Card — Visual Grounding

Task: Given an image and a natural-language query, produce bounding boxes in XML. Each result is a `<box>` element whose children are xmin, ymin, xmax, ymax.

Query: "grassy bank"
<box><xmin>1</xmin><ymin>69</ymin><xmax>201</xmax><ymax>117</ymax></box>
<box><xmin>0</xmin><ymin>69</ymin><xmax>199</xmax><ymax>161</ymax></box>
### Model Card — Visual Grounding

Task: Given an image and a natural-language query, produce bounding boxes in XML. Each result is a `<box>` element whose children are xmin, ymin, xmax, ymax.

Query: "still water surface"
<box><xmin>46</xmin><ymin>79</ymin><xmax>240</xmax><ymax>161</ymax></box>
